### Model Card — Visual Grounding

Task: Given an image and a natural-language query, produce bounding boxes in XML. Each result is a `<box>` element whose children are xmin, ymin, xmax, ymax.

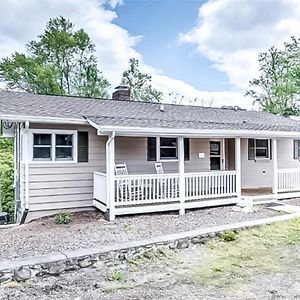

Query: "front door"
<box><xmin>210</xmin><ymin>141</ymin><xmax>222</xmax><ymax>170</ymax></box>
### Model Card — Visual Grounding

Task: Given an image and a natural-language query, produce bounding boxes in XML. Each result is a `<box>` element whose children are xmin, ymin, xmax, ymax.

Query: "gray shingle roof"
<box><xmin>1</xmin><ymin>91</ymin><xmax>300</xmax><ymax>132</ymax></box>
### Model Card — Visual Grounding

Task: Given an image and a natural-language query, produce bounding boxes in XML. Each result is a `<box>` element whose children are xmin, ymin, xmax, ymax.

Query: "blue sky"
<box><xmin>1</xmin><ymin>0</ymin><xmax>300</xmax><ymax>107</ymax></box>
<box><xmin>113</xmin><ymin>0</ymin><xmax>228</xmax><ymax>92</ymax></box>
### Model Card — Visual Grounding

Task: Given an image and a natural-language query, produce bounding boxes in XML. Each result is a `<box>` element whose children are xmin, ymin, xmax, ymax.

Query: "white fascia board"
<box><xmin>0</xmin><ymin>114</ymin><xmax>88</xmax><ymax>125</ymax></box>
<box><xmin>94</xmin><ymin>125</ymin><xmax>300</xmax><ymax>138</ymax></box>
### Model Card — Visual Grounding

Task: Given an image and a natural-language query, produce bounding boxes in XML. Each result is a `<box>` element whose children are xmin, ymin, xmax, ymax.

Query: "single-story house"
<box><xmin>1</xmin><ymin>88</ymin><xmax>300</xmax><ymax>223</ymax></box>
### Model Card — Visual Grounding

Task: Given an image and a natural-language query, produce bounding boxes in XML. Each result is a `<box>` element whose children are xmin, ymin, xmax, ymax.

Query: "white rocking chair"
<box><xmin>115</xmin><ymin>163</ymin><xmax>142</xmax><ymax>202</ymax></box>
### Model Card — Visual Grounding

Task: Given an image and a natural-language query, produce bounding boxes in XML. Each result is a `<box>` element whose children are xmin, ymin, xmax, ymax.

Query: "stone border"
<box><xmin>1</xmin><ymin>212</ymin><xmax>300</xmax><ymax>283</ymax></box>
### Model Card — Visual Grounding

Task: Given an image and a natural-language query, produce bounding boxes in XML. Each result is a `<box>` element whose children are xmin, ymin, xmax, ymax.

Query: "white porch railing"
<box><xmin>185</xmin><ymin>171</ymin><xmax>237</xmax><ymax>201</ymax></box>
<box><xmin>115</xmin><ymin>173</ymin><xmax>180</xmax><ymax>206</ymax></box>
<box><xmin>111</xmin><ymin>171</ymin><xmax>237</xmax><ymax>206</ymax></box>
<box><xmin>93</xmin><ymin>172</ymin><xmax>107</xmax><ymax>204</ymax></box>
<box><xmin>277</xmin><ymin>168</ymin><xmax>300</xmax><ymax>193</ymax></box>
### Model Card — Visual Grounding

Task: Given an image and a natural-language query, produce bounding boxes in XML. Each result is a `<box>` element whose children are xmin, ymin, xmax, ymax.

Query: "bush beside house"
<box><xmin>0</xmin><ymin>137</ymin><xmax>14</xmax><ymax>221</ymax></box>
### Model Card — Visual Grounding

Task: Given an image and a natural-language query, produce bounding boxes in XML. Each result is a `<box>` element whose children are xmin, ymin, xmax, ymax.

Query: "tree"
<box><xmin>121</xmin><ymin>58</ymin><xmax>163</xmax><ymax>102</ymax></box>
<box><xmin>0</xmin><ymin>16</ymin><xmax>110</xmax><ymax>98</ymax></box>
<box><xmin>246</xmin><ymin>38</ymin><xmax>300</xmax><ymax>116</ymax></box>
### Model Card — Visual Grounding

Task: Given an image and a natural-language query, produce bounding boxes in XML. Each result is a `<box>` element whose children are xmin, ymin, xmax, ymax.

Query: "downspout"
<box><xmin>20</xmin><ymin>121</ymin><xmax>30</xmax><ymax>225</ymax></box>
<box><xmin>105</xmin><ymin>131</ymin><xmax>115</xmax><ymax>221</ymax></box>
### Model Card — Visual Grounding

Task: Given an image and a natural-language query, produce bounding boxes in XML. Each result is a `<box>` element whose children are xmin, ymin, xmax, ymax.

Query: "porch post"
<box><xmin>106</xmin><ymin>132</ymin><xmax>115</xmax><ymax>221</ymax></box>
<box><xmin>272</xmin><ymin>139</ymin><xmax>278</xmax><ymax>195</ymax></box>
<box><xmin>235</xmin><ymin>137</ymin><xmax>242</xmax><ymax>197</ymax></box>
<box><xmin>178</xmin><ymin>137</ymin><xmax>185</xmax><ymax>215</ymax></box>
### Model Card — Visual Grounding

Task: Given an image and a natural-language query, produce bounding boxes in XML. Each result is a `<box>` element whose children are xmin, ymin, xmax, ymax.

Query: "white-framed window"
<box><xmin>159</xmin><ymin>137</ymin><xmax>178</xmax><ymax>160</ymax></box>
<box><xmin>30</xmin><ymin>130</ymin><xmax>77</xmax><ymax>163</ymax></box>
<box><xmin>147</xmin><ymin>137</ymin><xmax>190</xmax><ymax>161</ymax></box>
<box><xmin>248</xmin><ymin>138</ymin><xmax>271</xmax><ymax>160</ymax></box>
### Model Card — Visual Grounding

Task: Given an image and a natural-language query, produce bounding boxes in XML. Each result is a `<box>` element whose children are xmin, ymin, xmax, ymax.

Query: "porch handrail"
<box><xmin>277</xmin><ymin>168</ymin><xmax>300</xmax><ymax>193</ymax></box>
<box><xmin>185</xmin><ymin>170</ymin><xmax>237</xmax><ymax>201</ymax></box>
<box><xmin>93</xmin><ymin>172</ymin><xmax>107</xmax><ymax>205</ymax></box>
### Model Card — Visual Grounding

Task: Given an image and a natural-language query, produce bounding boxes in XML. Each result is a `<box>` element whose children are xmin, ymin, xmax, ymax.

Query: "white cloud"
<box><xmin>179</xmin><ymin>0</ymin><xmax>300</xmax><ymax>89</ymax></box>
<box><xmin>0</xmin><ymin>0</ymin><xmax>248</xmax><ymax>108</ymax></box>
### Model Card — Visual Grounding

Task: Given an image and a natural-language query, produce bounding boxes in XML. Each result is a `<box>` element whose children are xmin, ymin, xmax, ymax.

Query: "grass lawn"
<box><xmin>188</xmin><ymin>218</ymin><xmax>300</xmax><ymax>289</ymax></box>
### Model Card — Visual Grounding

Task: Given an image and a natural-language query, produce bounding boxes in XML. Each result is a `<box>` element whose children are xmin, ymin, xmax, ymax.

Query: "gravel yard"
<box><xmin>0</xmin><ymin>204</ymin><xmax>279</xmax><ymax>262</ymax></box>
<box><xmin>1</xmin><ymin>218</ymin><xmax>300</xmax><ymax>300</ymax></box>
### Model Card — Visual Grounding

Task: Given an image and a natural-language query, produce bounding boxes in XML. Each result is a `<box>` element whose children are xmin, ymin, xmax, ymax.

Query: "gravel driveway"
<box><xmin>0</xmin><ymin>204</ymin><xmax>278</xmax><ymax>262</ymax></box>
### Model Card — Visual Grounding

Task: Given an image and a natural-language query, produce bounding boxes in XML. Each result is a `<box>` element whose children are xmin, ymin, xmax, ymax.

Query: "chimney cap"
<box><xmin>114</xmin><ymin>85</ymin><xmax>129</xmax><ymax>90</ymax></box>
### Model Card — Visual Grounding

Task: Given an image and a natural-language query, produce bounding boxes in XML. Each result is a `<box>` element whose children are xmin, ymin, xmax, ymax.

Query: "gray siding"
<box><xmin>22</xmin><ymin>126</ymin><xmax>300</xmax><ymax>220</ymax></box>
<box><xmin>115</xmin><ymin>137</ymin><xmax>211</xmax><ymax>174</ymax></box>
<box><xmin>25</xmin><ymin>124</ymin><xmax>106</xmax><ymax>215</ymax></box>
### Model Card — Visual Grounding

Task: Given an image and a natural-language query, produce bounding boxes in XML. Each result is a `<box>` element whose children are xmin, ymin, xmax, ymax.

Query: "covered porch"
<box><xmin>91</xmin><ymin>131</ymin><xmax>300</xmax><ymax>220</ymax></box>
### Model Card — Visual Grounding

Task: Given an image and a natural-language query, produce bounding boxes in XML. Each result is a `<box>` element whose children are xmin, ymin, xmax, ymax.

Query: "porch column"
<box><xmin>272</xmin><ymin>139</ymin><xmax>278</xmax><ymax>195</ymax></box>
<box><xmin>235</xmin><ymin>137</ymin><xmax>242</xmax><ymax>197</ymax></box>
<box><xmin>106</xmin><ymin>132</ymin><xmax>115</xmax><ymax>221</ymax></box>
<box><xmin>178</xmin><ymin>137</ymin><xmax>185</xmax><ymax>215</ymax></box>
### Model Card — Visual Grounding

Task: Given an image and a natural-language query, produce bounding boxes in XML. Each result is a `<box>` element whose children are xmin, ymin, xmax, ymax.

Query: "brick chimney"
<box><xmin>112</xmin><ymin>85</ymin><xmax>130</xmax><ymax>101</ymax></box>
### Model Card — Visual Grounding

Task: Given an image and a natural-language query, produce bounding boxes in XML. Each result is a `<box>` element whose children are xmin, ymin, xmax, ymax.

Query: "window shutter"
<box><xmin>147</xmin><ymin>137</ymin><xmax>156</xmax><ymax>161</ymax></box>
<box><xmin>77</xmin><ymin>132</ymin><xmax>89</xmax><ymax>163</ymax></box>
<box><xmin>294</xmin><ymin>140</ymin><xmax>299</xmax><ymax>159</ymax></box>
<box><xmin>184</xmin><ymin>138</ymin><xmax>190</xmax><ymax>161</ymax></box>
<box><xmin>269</xmin><ymin>139</ymin><xmax>272</xmax><ymax>160</ymax></box>
<box><xmin>248</xmin><ymin>139</ymin><xmax>255</xmax><ymax>160</ymax></box>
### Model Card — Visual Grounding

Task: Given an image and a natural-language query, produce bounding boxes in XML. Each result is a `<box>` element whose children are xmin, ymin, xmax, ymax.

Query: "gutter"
<box><xmin>0</xmin><ymin>114</ymin><xmax>88</xmax><ymax>125</ymax></box>
<box><xmin>90</xmin><ymin>125</ymin><xmax>300</xmax><ymax>139</ymax></box>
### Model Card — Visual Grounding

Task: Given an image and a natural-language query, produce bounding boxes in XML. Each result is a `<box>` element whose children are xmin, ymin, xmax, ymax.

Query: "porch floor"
<box><xmin>242</xmin><ymin>188</ymin><xmax>273</xmax><ymax>197</ymax></box>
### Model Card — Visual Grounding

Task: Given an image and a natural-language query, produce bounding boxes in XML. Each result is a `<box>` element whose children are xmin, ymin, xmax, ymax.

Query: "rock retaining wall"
<box><xmin>1</xmin><ymin>212</ymin><xmax>299</xmax><ymax>284</ymax></box>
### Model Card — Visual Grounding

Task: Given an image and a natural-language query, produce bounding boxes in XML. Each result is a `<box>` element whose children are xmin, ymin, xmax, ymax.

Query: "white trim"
<box><xmin>235</xmin><ymin>137</ymin><xmax>241</xmax><ymax>197</ymax></box>
<box><xmin>114</xmin><ymin>197</ymin><xmax>238</xmax><ymax>216</ymax></box>
<box><xmin>1</xmin><ymin>114</ymin><xmax>87</xmax><ymax>125</ymax></box>
<box><xmin>178</xmin><ymin>137</ymin><xmax>185</xmax><ymax>215</ymax></box>
<box><xmin>272</xmin><ymin>139</ymin><xmax>278</xmax><ymax>195</ymax></box>
<box><xmin>89</xmin><ymin>122</ymin><xmax>300</xmax><ymax>138</ymax></box>
<box><xmin>28</xmin><ymin>129</ymin><xmax>78</xmax><ymax>164</ymax></box>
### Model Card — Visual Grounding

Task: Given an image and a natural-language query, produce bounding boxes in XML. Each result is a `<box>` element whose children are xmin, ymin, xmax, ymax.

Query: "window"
<box><xmin>147</xmin><ymin>137</ymin><xmax>190</xmax><ymax>161</ymax></box>
<box><xmin>55</xmin><ymin>134</ymin><xmax>73</xmax><ymax>161</ymax></box>
<box><xmin>160</xmin><ymin>138</ymin><xmax>177</xmax><ymax>159</ymax></box>
<box><xmin>32</xmin><ymin>131</ymin><xmax>77</xmax><ymax>162</ymax></box>
<box><xmin>210</xmin><ymin>141</ymin><xmax>221</xmax><ymax>170</ymax></box>
<box><xmin>33</xmin><ymin>134</ymin><xmax>52</xmax><ymax>160</ymax></box>
<box><xmin>294</xmin><ymin>140</ymin><xmax>300</xmax><ymax>159</ymax></box>
<box><xmin>248</xmin><ymin>139</ymin><xmax>271</xmax><ymax>160</ymax></box>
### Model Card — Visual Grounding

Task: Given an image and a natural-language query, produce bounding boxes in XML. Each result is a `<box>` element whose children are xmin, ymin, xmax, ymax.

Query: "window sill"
<box><xmin>254</xmin><ymin>158</ymin><xmax>271</xmax><ymax>163</ymax></box>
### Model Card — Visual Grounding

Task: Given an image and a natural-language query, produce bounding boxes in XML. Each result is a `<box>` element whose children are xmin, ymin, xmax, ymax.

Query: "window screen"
<box><xmin>33</xmin><ymin>134</ymin><xmax>52</xmax><ymax>160</ymax></box>
<box><xmin>160</xmin><ymin>138</ymin><xmax>177</xmax><ymax>159</ymax></box>
<box><xmin>55</xmin><ymin>134</ymin><xmax>73</xmax><ymax>161</ymax></box>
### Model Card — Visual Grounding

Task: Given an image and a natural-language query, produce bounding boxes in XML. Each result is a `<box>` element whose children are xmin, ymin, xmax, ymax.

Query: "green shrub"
<box><xmin>54</xmin><ymin>212</ymin><xmax>73</xmax><ymax>225</ymax></box>
<box><xmin>110</xmin><ymin>270</ymin><xmax>124</xmax><ymax>282</ymax></box>
<box><xmin>0</xmin><ymin>137</ymin><xmax>14</xmax><ymax>222</ymax></box>
<box><xmin>220</xmin><ymin>231</ymin><xmax>238</xmax><ymax>242</ymax></box>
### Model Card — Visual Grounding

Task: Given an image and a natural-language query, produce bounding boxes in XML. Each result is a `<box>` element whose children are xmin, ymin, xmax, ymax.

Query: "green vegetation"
<box><xmin>219</xmin><ymin>230</ymin><xmax>238</xmax><ymax>242</ymax></box>
<box><xmin>0</xmin><ymin>16</ymin><xmax>110</xmax><ymax>98</ymax></box>
<box><xmin>247</xmin><ymin>37</ymin><xmax>300</xmax><ymax>116</ymax></box>
<box><xmin>110</xmin><ymin>270</ymin><xmax>125</xmax><ymax>282</ymax></box>
<box><xmin>0</xmin><ymin>137</ymin><xmax>14</xmax><ymax>221</ymax></box>
<box><xmin>121</xmin><ymin>58</ymin><xmax>163</xmax><ymax>102</ymax></box>
<box><xmin>54</xmin><ymin>212</ymin><xmax>73</xmax><ymax>225</ymax></box>
<box><xmin>189</xmin><ymin>218</ymin><xmax>300</xmax><ymax>288</ymax></box>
